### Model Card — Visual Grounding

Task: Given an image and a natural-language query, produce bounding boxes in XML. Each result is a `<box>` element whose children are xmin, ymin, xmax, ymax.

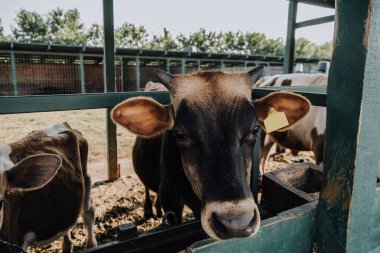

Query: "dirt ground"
<box><xmin>28</xmin><ymin>150</ymin><xmax>315</xmax><ymax>253</ymax></box>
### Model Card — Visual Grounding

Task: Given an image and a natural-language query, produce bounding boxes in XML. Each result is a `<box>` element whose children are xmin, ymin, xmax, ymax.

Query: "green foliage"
<box><xmin>115</xmin><ymin>22</ymin><xmax>149</xmax><ymax>48</ymax></box>
<box><xmin>177</xmin><ymin>28</ymin><xmax>223</xmax><ymax>52</ymax></box>
<box><xmin>12</xmin><ymin>9</ymin><xmax>48</xmax><ymax>43</ymax></box>
<box><xmin>86</xmin><ymin>24</ymin><xmax>104</xmax><ymax>47</ymax></box>
<box><xmin>148</xmin><ymin>28</ymin><xmax>179</xmax><ymax>50</ymax></box>
<box><xmin>0</xmin><ymin>19</ymin><xmax>5</xmax><ymax>41</ymax></box>
<box><xmin>46</xmin><ymin>8</ymin><xmax>86</xmax><ymax>45</ymax></box>
<box><xmin>5</xmin><ymin>8</ymin><xmax>332</xmax><ymax>58</ymax></box>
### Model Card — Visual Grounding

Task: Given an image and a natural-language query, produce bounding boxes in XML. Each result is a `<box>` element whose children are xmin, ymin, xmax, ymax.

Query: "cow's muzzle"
<box><xmin>201</xmin><ymin>198</ymin><xmax>260</xmax><ymax>240</ymax></box>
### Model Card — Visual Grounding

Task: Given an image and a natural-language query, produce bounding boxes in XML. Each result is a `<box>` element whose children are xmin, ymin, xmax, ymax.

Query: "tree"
<box><xmin>295</xmin><ymin>37</ymin><xmax>318</xmax><ymax>57</ymax></box>
<box><xmin>85</xmin><ymin>24</ymin><xmax>104</xmax><ymax>47</ymax></box>
<box><xmin>46</xmin><ymin>8</ymin><xmax>86</xmax><ymax>45</ymax></box>
<box><xmin>245</xmin><ymin>32</ymin><xmax>284</xmax><ymax>55</ymax></box>
<box><xmin>12</xmin><ymin>9</ymin><xmax>48</xmax><ymax>43</ymax></box>
<box><xmin>115</xmin><ymin>22</ymin><xmax>149</xmax><ymax>48</ymax></box>
<box><xmin>148</xmin><ymin>28</ymin><xmax>179</xmax><ymax>50</ymax></box>
<box><xmin>0</xmin><ymin>19</ymin><xmax>5</xmax><ymax>41</ymax></box>
<box><xmin>318</xmin><ymin>41</ymin><xmax>333</xmax><ymax>58</ymax></box>
<box><xmin>177</xmin><ymin>28</ymin><xmax>223</xmax><ymax>52</ymax></box>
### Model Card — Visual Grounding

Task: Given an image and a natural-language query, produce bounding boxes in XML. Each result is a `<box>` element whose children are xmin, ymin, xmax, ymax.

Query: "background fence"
<box><xmin>0</xmin><ymin>42</ymin><xmax>326</xmax><ymax>96</ymax></box>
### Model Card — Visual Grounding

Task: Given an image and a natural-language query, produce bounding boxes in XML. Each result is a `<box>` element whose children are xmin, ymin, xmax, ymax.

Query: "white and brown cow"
<box><xmin>254</xmin><ymin>73</ymin><xmax>327</xmax><ymax>173</ymax></box>
<box><xmin>112</xmin><ymin>67</ymin><xmax>311</xmax><ymax>240</ymax></box>
<box><xmin>0</xmin><ymin>122</ymin><xmax>97</xmax><ymax>252</ymax></box>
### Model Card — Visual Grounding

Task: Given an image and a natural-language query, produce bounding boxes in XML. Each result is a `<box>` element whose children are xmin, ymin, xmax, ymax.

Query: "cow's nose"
<box><xmin>211</xmin><ymin>210</ymin><xmax>255</xmax><ymax>239</ymax></box>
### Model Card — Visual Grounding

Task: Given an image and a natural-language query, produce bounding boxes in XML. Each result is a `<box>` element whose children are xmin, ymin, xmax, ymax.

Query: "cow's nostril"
<box><xmin>211</xmin><ymin>211</ymin><xmax>255</xmax><ymax>238</ymax></box>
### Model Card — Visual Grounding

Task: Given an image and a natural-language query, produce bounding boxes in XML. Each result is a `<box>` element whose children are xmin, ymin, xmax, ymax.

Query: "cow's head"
<box><xmin>111</xmin><ymin>67</ymin><xmax>311</xmax><ymax>240</ymax></box>
<box><xmin>0</xmin><ymin>154</ymin><xmax>61</xmax><ymax>227</ymax></box>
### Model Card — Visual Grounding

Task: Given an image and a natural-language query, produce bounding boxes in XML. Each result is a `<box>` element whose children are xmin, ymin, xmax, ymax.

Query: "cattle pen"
<box><xmin>0</xmin><ymin>0</ymin><xmax>379</xmax><ymax>253</ymax></box>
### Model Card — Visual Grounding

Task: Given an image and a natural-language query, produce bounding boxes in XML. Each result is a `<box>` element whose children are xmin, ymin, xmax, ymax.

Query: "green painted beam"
<box><xmin>294</xmin><ymin>0</ymin><xmax>335</xmax><ymax>9</ymax></box>
<box><xmin>315</xmin><ymin>1</ymin><xmax>379</xmax><ymax>252</ymax></box>
<box><xmin>103</xmin><ymin>0</ymin><xmax>117</xmax><ymax>181</ymax></box>
<box><xmin>0</xmin><ymin>92</ymin><xmax>171</xmax><ymax>113</ymax></box>
<box><xmin>253</xmin><ymin>85</ymin><xmax>327</xmax><ymax>107</ymax></box>
<box><xmin>79</xmin><ymin>54</ymin><xmax>85</xmax><ymax>93</ymax></box>
<box><xmin>189</xmin><ymin>202</ymin><xmax>317</xmax><ymax>253</ymax></box>
<box><xmin>284</xmin><ymin>1</ymin><xmax>298</xmax><ymax>74</ymax></box>
<box><xmin>295</xmin><ymin>15</ymin><xmax>335</xmax><ymax>29</ymax></box>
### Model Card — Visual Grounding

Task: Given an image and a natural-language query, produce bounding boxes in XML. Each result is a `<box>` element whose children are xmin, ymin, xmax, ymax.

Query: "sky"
<box><xmin>0</xmin><ymin>0</ymin><xmax>335</xmax><ymax>45</ymax></box>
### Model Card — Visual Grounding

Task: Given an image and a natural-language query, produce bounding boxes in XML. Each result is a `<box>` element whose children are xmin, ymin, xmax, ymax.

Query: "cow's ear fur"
<box><xmin>111</xmin><ymin>97</ymin><xmax>174</xmax><ymax>138</ymax></box>
<box><xmin>5</xmin><ymin>154</ymin><xmax>61</xmax><ymax>192</ymax></box>
<box><xmin>253</xmin><ymin>91</ymin><xmax>311</xmax><ymax>132</ymax></box>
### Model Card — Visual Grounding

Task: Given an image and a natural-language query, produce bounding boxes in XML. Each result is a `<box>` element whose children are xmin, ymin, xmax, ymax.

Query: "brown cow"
<box><xmin>112</xmin><ymin>67</ymin><xmax>311</xmax><ymax>240</ymax></box>
<box><xmin>0</xmin><ymin>122</ymin><xmax>97</xmax><ymax>252</ymax></box>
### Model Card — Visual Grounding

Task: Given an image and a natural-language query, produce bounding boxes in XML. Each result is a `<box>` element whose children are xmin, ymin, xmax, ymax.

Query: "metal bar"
<box><xmin>283</xmin><ymin>0</ymin><xmax>298</xmax><ymax>74</ymax></box>
<box><xmin>190</xmin><ymin>202</ymin><xmax>317</xmax><ymax>252</ymax></box>
<box><xmin>197</xmin><ymin>60</ymin><xmax>201</xmax><ymax>71</ymax></box>
<box><xmin>0</xmin><ymin>92</ymin><xmax>171</xmax><ymax>114</ymax></box>
<box><xmin>103</xmin><ymin>0</ymin><xmax>115</xmax><ymax>93</ymax></box>
<box><xmin>253</xmin><ymin>85</ymin><xmax>327</xmax><ymax>107</ymax></box>
<box><xmin>103</xmin><ymin>0</ymin><xmax>117</xmax><ymax>181</ymax></box>
<box><xmin>294</xmin><ymin>0</ymin><xmax>335</xmax><ymax>9</ymax></box>
<box><xmin>135</xmin><ymin>56</ymin><xmax>140</xmax><ymax>90</ymax></box>
<box><xmin>295</xmin><ymin>15</ymin><xmax>335</xmax><ymax>29</ymax></box>
<box><xmin>80</xmin><ymin>220</ymin><xmax>206</xmax><ymax>253</ymax></box>
<box><xmin>120</xmin><ymin>57</ymin><xmax>124</xmax><ymax>92</ymax></box>
<box><xmin>10</xmin><ymin>52</ymin><xmax>18</xmax><ymax>96</ymax></box>
<box><xmin>181</xmin><ymin>59</ymin><xmax>186</xmax><ymax>74</ymax></box>
<box><xmin>315</xmin><ymin>0</ymin><xmax>377</xmax><ymax>252</ymax></box>
<box><xmin>79</xmin><ymin>54</ymin><xmax>85</xmax><ymax>93</ymax></box>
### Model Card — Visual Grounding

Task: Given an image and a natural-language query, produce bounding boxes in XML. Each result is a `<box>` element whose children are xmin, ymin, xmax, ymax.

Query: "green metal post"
<box><xmin>10</xmin><ymin>52</ymin><xmax>18</xmax><ymax>96</ymax></box>
<box><xmin>79</xmin><ymin>54</ymin><xmax>85</xmax><ymax>93</ymax></box>
<box><xmin>284</xmin><ymin>0</ymin><xmax>297</xmax><ymax>74</ymax></box>
<box><xmin>197</xmin><ymin>60</ymin><xmax>201</xmax><ymax>71</ymax></box>
<box><xmin>221</xmin><ymin>60</ymin><xmax>225</xmax><ymax>70</ymax></box>
<box><xmin>181</xmin><ymin>59</ymin><xmax>186</xmax><ymax>74</ymax></box>
<box><xmin>120</xmin><ymin>57</ymin><xmax>124</xmax><ymax>92</ymax></box>
<box><xmin>316</xmin><ymin>1</ymin><xmax>379</xmax><ymax>252</ymax></box>
<box><xmin>135</xmin><ymin>56</ymin><xmax>140</xmax><ymax>90</ymax></box>
<box><xmin>103</xmin><ymin>0</ymin><xmax>118</xmax><ymax>181</ymax></box>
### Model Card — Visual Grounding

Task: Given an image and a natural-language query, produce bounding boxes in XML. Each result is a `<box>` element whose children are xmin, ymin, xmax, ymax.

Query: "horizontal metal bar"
<box><xmin>295</xmin><ymin>15</ymin><xmax>335</xmax><ymax>29</ymax></box>
<box><xmin>0</xmin><ymin>92</ymin><xmax>171</xmax><ymax>114</ymax></box>
<box><xmin>291</xmin><ymin>0</ymin><xmax>335</xmax><ymax>9</ymax></box>
<box><xmin>0</xmin><ymin>85</ymin><xmax>326</xmax><ymax>115</ymax></box>
<box><xmin>80</xmin><ymin>220</ymin><xmax>206</xmax><ymax>253</ymax></box>
<box><xmin>253</xmin><ymin>85</ymin><xmax>327</xmax><ymax>107</ymax></box>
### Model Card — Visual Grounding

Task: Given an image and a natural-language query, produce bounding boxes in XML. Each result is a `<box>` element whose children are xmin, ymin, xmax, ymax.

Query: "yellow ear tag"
<box><xmin>263</xmin><ymin>107</ymin><xmax>289</xmax><ymax>133</ymax></box>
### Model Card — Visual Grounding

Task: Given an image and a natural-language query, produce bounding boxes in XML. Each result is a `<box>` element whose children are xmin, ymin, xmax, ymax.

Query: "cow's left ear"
<box><xmin>253</xmin><ymin>91</ymin><xmax>311</xmax><ymax>132</ymax></box>
<box><xmin>5</xmin><ymin>154</ymin><xmax>61</xmax><ymax>192</ymax></box>
<box><xmin>111</xmin><ymin>97</ymin><xmax>174</xmax><ymax>138</ymax></box>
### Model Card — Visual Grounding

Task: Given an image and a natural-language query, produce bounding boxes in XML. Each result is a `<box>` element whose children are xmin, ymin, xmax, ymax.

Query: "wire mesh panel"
<box><xmin>168</xmin><ymin>60</ymin><xmax>182</xmax><ymax>74</ymax></box>
<box><xmin>139</xmin><ymin>58</ymin><xmax>166</xmax><ymax>90</ymax></box>
<box><xmin>14</xmin><ymin>53</ymin><xmax>81</xmax><ymax>95</ymax></box>
<box><xmin>199</xmin><ymin>61</ymin><xmax>222</xmax><ymax>71</ymax></box>
<box><xmin>185</xmin><ymin>61</ymin><xmax>199</xmax><ymax>74</ymax></box>
<box><xmin>83</xmin><ymin>56</ymin><xmax>104</xmax><ymax>93</ymax></box>
<box><xmin>222</xmin><ymin>61</ymin><xmax>246</xmax><ymax>73</ymax></box>
<box><xmin>0</xmin><ymin>53</ymin><xmax>12</xmax><ymax>96</ymax></box>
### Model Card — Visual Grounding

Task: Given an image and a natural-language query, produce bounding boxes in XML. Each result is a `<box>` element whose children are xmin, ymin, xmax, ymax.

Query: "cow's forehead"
<box><xmin>170</xmin><ymin>71</ymin><xmax>253</xmax><ymax>108</ymax></box>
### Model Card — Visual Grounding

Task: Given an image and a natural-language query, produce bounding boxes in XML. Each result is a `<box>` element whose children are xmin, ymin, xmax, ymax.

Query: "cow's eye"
<box><xmin>252</xmin><ymin>126</ymin><xmax>260</xmax><ymax>135</ymax></box>
<box><xmin>174</xmin><ymin>130</ymin><xmax>187</xmax><ymax>141</ymax></box>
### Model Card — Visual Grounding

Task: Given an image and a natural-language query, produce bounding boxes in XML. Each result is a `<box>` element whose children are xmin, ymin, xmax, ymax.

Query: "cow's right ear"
<box><xmin>111</xmin><ymin>97</ymin><xmax>174</xmax><ymax>138</ymax></box>
<box><xmin>5</xmin><ymin>154</ymin><xmax>61</xmax><ymax>192</ymax></box>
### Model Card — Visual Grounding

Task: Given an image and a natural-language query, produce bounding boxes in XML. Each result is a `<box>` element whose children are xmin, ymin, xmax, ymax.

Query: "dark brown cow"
<box><xmin>0</xmin><ymin>122</ymin><xmax>96</xmax><ymax>252</ymax></box>
<box><xmin>112</xmin><ymin>67</ymin><xmax>311</xmax><ymax>240</ymax></box>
